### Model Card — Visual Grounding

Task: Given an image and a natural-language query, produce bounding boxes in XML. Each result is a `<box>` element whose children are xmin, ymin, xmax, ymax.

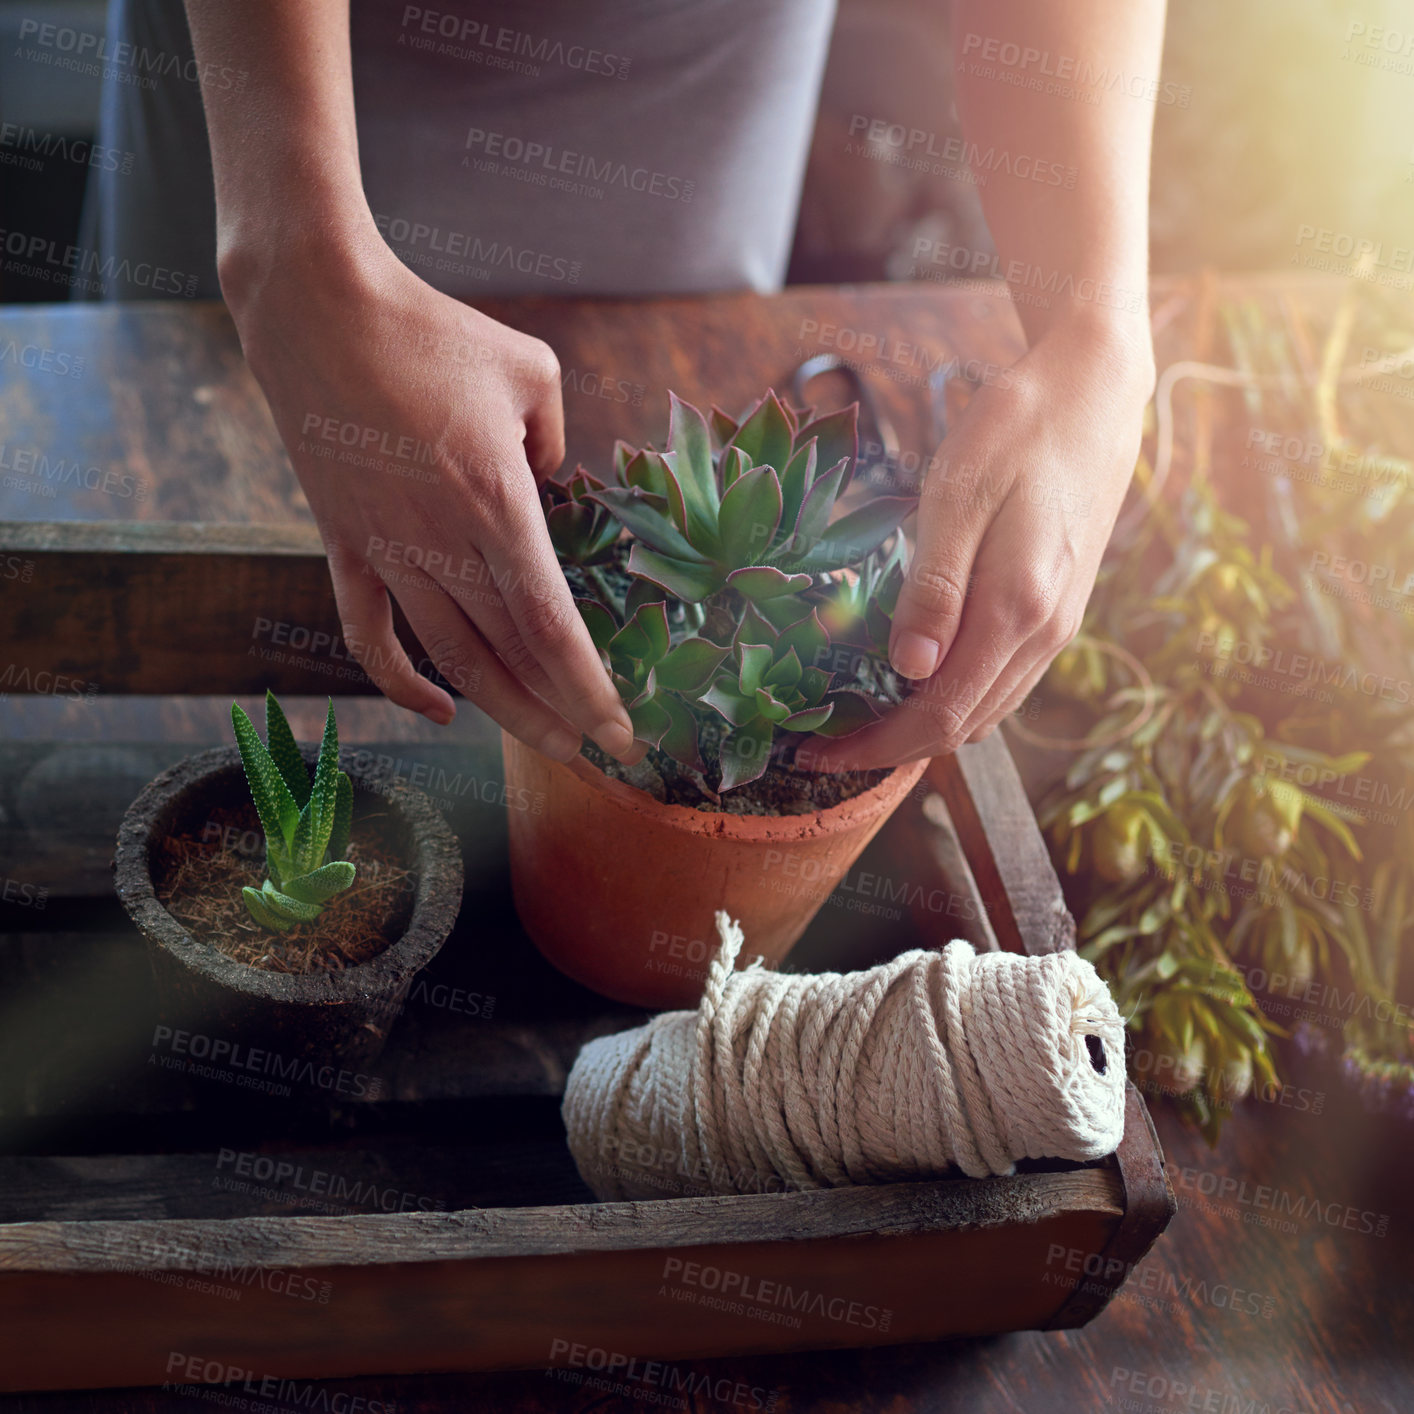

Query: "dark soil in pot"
<box><xmin>581</xmin><ymin>739</ymin><xmax>891</xmax><ymax>815</ymax></box>
<box><xmin>155</xmin><ymin>800</ymin><xmax>416</xmax><ymax>972</ymax></box>
<box><xmin>114</xmin><ymin>745</ymin><xmax>463</xmax><ymax>1084</ymax></box>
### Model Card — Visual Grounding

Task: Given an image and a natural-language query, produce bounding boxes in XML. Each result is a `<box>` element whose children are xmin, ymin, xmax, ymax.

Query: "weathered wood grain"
<box><xmin>928</xmin><ymin>737</ymin><xmax>1077</xmax><ymax>957</ymax></box>
<box><xmin>5</xmin><ymin>281</ymin><xmax>1397</xmax><ymax>1409</ymax></box>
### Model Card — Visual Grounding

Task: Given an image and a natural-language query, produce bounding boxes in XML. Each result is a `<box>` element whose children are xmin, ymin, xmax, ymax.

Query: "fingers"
<box><xmin>966</xmin><ymin>648</ymin><xmax>1055</xmax><ymax>743</ymax></box>
<box><xmin>516</xmin><ymin>340</ymin><xmax>566</xmax><ymax>481</ymax></box>
<box><xmin>961</xmin><ymin>635</ymin><xmax>1053</xmax><ymax>743</ymax></box>
<box><xmin>325</xmin><ymin>542</ymin><xmax>455</xmax><ymax>725</ymax></box>
<box><xmin>477</xmin><ymin>459</ymin><xmax>639</xmax><ymax>760</ymax></box>
<box><xmin>374</xmin><ymin>556</ymin><xmax>586</xmax><ymax>762</ymax></box>
<box><xmin>431</xmin><ymin>545</ymin><xmax>577</xmax><ymax>720</ymax></box>
<box><xmin>808</xmin><ymin>500</ymin><xmax>1078</xmax><ymax>770</ymax></box>
<box><xmin>809</xmin><ymin>600</ymin><xmax>1015</xmax><ymax>771</ymax></box>
<box><xmin>886</xmin><ymin>449</ymin><xmax>994</xmax><ymax>682</ymax></box>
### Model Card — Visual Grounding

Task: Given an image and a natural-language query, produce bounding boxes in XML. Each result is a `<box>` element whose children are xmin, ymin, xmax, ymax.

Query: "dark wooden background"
<box><xmin>0</xmin><ymin>280</ymin><xmax>1409</xmax><ymax>1413</ymax></box>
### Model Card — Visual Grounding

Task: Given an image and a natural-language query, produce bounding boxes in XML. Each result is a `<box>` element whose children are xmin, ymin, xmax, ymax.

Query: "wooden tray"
<box><xmin>0</xmin><ymin>522</ymin><xmax>1175</xmax><ymax>1393</ymax></box>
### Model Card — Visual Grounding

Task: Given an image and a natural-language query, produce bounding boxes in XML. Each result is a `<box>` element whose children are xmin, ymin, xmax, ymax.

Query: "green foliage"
<box><xmin>231</xmin><ymin>691</ymin><xmax>356</xmax><ymax>932</ymax></box>
<box><xmin>1039</xmin><ymin>285</ymin><xmax>1414</xmax><ymax>1138</ymax></box>
<box><xmin>544</xmin><ymin>391</ymin><xmax>918</xmax><ymax>790</ymax></box>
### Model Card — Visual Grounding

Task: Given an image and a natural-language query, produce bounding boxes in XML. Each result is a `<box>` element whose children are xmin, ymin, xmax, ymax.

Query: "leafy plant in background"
<box><xmin>545</xmin><ymin>391</ymin><xmax>917</xmax><ymax>790</ymax></box>
<box><xmin>231</xmin><ymin>691</ymin><xmax>355</xmax><ymax>931</ymax></box>
<box><xmin>1035</xmin><ymin>277</ymin><xmax>1414</xmax><ymax>1138</ymax></box>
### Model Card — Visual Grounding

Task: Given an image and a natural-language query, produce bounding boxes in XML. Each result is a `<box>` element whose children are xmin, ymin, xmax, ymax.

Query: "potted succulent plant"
<box><xmin>503</xmin><ymin>390</ymin><xmax>929</xmax><ymax>1007</ymax></box>
<box><xmin>115</xmin><ymin>692</ymin><xmax>463</xmax><ymax>1075</ymax></box>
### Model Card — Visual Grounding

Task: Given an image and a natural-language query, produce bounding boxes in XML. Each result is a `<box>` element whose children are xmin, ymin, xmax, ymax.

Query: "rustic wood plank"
<box><xmin>0</xmin><ymin>519</ymin><xmax>386</xmax><ymax>697</ymax></box>
<box><xmin>1045</xmin><ymin>1085</ymin><xmax>1179</xmax><ymax>1329</ymax></box>
<box><xmin>0</xmin><ymin>1137</ymin><xmax>595</xmax><ymax>1225</ymax></box>
<box><xmin>0</xmin><ymin>1207</ymin><xmax>1124</xmax><ymax>1393</ymax></box>
<box><xmin>0</xmin><ymin>1168</ymin><xmax>1123</xmax><ymax>1271</ymax></box>
<box><xmin>928</xmin><ymin>735</ymin><xmax>1076</xmax><ymax>957</ymax></box>
<box><xmin>876</xmin><ymin>786</ymin><xmax>1002</xmax><ymax>954</ymax></box>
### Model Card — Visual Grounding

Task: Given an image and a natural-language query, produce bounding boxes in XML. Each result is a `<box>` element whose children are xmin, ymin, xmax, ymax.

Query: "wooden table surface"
<box><xmin>0</xmin><ymin>280</ymin><xmax>1410</xmax><ymax>1414</ymax></box>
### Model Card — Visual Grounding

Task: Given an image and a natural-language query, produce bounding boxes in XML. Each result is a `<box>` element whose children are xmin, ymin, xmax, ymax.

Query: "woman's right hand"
<box><xmin>221</xmin><ymin>224</ymin><xmax>638</xmax><ymax>765</ymax></box>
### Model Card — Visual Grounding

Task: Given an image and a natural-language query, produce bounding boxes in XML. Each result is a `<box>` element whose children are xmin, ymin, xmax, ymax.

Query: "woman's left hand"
<box><xmin>806</xmin><ymin>315</ymin><xmax>1155</xmax><ymax>770</ymax></box>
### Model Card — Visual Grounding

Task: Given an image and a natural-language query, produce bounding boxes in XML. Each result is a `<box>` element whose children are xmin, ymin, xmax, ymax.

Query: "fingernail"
<box><xmin>591</xmin><ymin>719</ymin><xmax>638</xmax><ymax>761</ymax></box>
<box><xmin>891</xmin><ymin>631</ymin><xmax>942</xmax><ymax>681</ymax></box>
<box><xmin>621</xmin><ymin>741</ymin><xmax>650</xmax><ymax>768</ymax></box>
<box><xmin>543</xmin><ymin>728</ymin><xmax>583</xmax><ymax>763</ymax></box>
<box><xmin>423</xmin><ymin>703</ymin><xmax>455</xmax><ymax>727</ymax></box>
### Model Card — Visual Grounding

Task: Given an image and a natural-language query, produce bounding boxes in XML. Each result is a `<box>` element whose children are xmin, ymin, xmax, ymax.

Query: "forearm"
<box><xmin>951</xmin><ymin>0</ymin><xmax>1164</xmax><ymax>375</ymax></box>
<box><xmin>183</xmin><ymin>0</ymin><xmax>378</xmax><ymax>302</ymax></box>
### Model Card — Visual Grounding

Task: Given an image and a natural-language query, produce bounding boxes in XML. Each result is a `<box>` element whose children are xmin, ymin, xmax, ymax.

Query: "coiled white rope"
<box><xmin>563</xmin><ymin>912</ymin><xmax>1127</xmax><ymax>1201</ymax></box>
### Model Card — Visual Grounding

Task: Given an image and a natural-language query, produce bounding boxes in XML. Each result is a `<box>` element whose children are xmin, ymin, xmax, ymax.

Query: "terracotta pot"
<box><xmin>502</xmin><ymin>731</ymin><xmax>929</xmax><ymax>1008</ymax></box>
<box><xmin>114</xmin><ymin>745</ymin><xmax>463</xmax><ymax>1084</ymax></box>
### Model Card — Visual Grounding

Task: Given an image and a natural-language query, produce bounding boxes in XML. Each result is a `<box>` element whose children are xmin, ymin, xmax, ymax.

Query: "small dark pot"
<box><xmin>114</xmin><ymin>745</ymin><xmax>463</xmax><ymax>1082</ymax></box>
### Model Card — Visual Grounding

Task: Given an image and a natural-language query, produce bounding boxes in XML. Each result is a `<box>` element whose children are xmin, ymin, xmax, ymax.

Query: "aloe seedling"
<box><xmin>230</xmin><ymin>691</ymin><xmax>355</xmax><ymax>932</ymax></box>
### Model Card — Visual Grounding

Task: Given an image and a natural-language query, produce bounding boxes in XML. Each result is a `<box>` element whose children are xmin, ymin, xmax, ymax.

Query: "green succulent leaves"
<box><xmin>543</xmin><ymin>390</ymin><xmax>918</xmax><ymax>791</ymax></box>
<box><xmin>572</xmin><ymin>389</ymin><xmax>914</xmax><ymax>606</ymax></box>
<box><xmin>231</xmin><ymin>691</ymin><xmax>356</xmax><ymax>932</ymax></box>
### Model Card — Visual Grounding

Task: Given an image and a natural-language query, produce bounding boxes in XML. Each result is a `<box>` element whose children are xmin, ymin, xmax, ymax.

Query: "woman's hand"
<box><xmin>222</xmin><ymin>225</ymin><xmax>638</xmax><ymax>765</ymax></box>
<box><xmin>809</xmin><ymin>316</ymin><xmax>1155</xmax><ymax>770</ymax></box>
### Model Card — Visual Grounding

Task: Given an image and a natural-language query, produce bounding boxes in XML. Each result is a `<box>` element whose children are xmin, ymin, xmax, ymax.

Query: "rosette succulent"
<box><xmin>230</xmin><ymin>691</ymin><xmax>355</xmax><ymax>931</ymax></box>
<box><xmin>544</xmin><ymin>390</ymin><xmax>917</xmax><ymax>790</ymax></box>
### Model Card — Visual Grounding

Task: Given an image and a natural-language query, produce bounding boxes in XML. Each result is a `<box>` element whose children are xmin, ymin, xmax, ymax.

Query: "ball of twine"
<box><xmin>563</xmin><ymin>913</ymin><xmax>1127</xmax><ymax>1201</ymax></box>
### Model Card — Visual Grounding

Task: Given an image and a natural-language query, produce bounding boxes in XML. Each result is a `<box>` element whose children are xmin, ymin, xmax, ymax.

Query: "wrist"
<box><xmin>216</xmin><ymin>176</ymin><xmax>387</xmax><ymax>323</ymax></box>
<box><xmin>1030</xmin><ymin>301</ymin><xmax>1157</xmax><ymax>407</ymax></box>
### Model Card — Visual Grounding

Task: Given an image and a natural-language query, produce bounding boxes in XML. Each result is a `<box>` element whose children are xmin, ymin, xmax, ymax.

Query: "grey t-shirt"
<box><xmin>80</xmin><ymin>0</ymin><xmax>837</xmax><ymax>300</ymax></box>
